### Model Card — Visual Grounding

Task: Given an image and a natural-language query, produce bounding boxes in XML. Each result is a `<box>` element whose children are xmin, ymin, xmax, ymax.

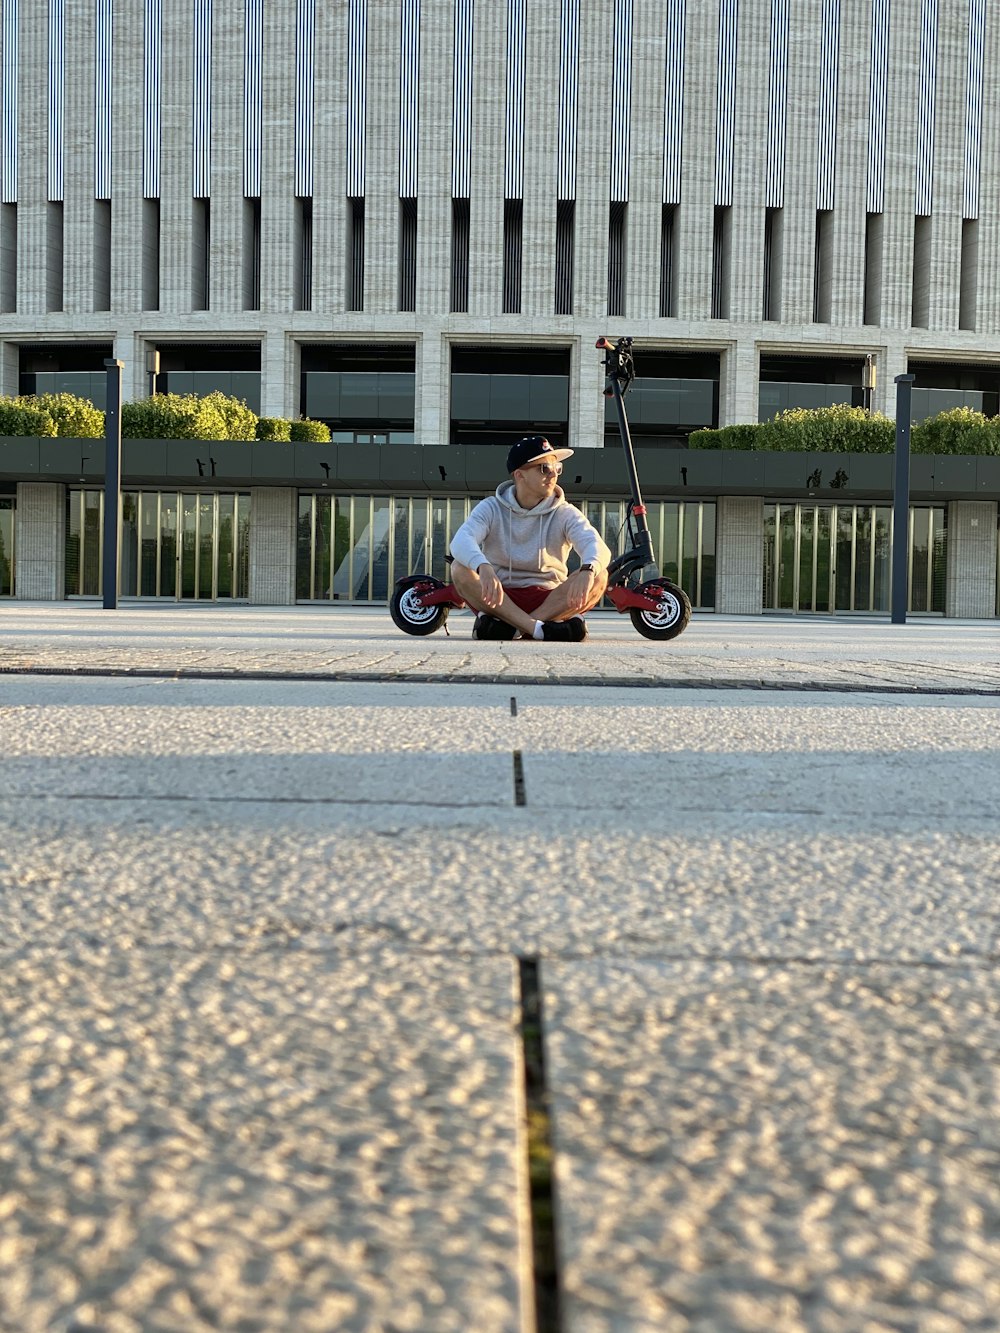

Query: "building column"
<box><xmin>714</xmin><ymin>495</ymin><xmax>763</xmax><ymax>614</ymax></box>
<box><xmin>248</xmin><ymin>487</ymin><xmax>297</xmax><ymax>605</ymax></box>
<box><xmin>719</xmin><ymin>339</ymin><xmax>758</xmax><ymax>427</ymax></box>
<box><xmin>945</xmin><ymin>500</ymin><xmax>998</xmax><ymax>619</ymax></box>
<box><xmin>15</xmin><ymin>483</ymin><xmax>66</xmax><ymax>601</ymax></box>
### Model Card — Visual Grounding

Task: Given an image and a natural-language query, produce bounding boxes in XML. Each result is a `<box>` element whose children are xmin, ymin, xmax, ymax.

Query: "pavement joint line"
<box><xmin>512</xmin><ymin>750</ymin><xmax>527</xmax><ymax>807</ymax></box>
<box><xmin>517</xmin><ymin>956</ymin><xmax>563</xmax><ymax>1333</ymax></box>
<box><xmin>1</xmin><ymin>664</ymin><xmax>999</xmax><ymax>697</ymax></box>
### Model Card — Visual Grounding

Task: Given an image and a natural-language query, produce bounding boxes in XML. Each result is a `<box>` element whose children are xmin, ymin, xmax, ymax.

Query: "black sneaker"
<box><xmin>472</xmin><ymin>614</ymin><xmax>517</xmax><ymax>640</ymax></box>
<box><xmin>541</xmin><ymin>617</ymin><xmax>588</xmax><ymax>642</ymax></box>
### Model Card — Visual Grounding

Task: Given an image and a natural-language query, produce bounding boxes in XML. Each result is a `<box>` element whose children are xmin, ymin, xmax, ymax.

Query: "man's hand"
<box><xmin>564</xmin><ymin>567</ymin><xmax>595</xmax><ymax>613</ymax></box>
<box><xmin>477</xmin><ymin>565</ymin><xmax>503</xmax><ymax>610</ymax></box>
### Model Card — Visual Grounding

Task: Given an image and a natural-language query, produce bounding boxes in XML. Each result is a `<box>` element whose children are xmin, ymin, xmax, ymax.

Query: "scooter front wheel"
<box><xmin>390</xmin><ymin>583</ymin><xmax>450</xmax><ymax>636</ymax></box>
<box><xmin>628</xmin><ymin>579</ymin><xmax>691</xmax><ymax>641</ymax></box>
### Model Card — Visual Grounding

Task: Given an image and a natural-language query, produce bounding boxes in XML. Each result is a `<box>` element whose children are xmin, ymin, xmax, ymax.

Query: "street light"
<box><xmin>145</xmin><ymin>348</ymin><xmax>160</xmax><ymax>397</ymax></box>
<box><xmin>862</xmin><ymin>354</ymin><xmax>877</xmax><ymax>414</ymax></box>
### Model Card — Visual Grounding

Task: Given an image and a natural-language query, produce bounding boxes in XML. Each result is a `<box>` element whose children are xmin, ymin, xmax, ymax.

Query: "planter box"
<box><xmin>378</xmin><ymin>445</ymin><xmax>424</xmax><ymax>488</ymax></box>
<box><xmin>924</xmin><ymin>455</ymin><xmax>977</xmax><ymax>498</ymax></box>
<box><xmin>1</xmin><ymin>438</ymin><xmax>41</xmax><ymax>478</ymax></box>
<box><xmin>975</xmin><ymin>457</ymin><xmax>1000</xmax><ymax>497</ymax></box>
<box><xmin>166</xmin><ymin>440</ymin><xmax>256</xmax><ymax>483</ymax></box>
<box><xmin>334</xmin><ymin>443</ymin><xmax>381</xmax><ymax>488</ymax></box>
<box><xmin>293</xmin><ymin>442</ymin><xmax>337</xmax><ymax>485</ymax></box>
<box><xmin>421</xmin><ymin>446</ymin><xmax>467</xmax><ymax>492</ymax></box>
<box><xmin>41</xmin><ymin>440</ymin><xmax>103</xmax><ymax>482</ymax></box>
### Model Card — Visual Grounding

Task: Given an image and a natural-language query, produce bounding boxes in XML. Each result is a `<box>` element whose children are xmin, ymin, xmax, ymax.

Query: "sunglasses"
<box><xmin>528</xmin><ymin>461</ymin><xmax>563</xmax><ymax>477</ymax></box>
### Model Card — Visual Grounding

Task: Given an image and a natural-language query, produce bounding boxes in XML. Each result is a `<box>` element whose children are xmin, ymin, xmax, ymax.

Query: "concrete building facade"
<box><xmin>0</xmin><ymin>0</ymin><xmax>997</xmax><ymax>616</ymax></box>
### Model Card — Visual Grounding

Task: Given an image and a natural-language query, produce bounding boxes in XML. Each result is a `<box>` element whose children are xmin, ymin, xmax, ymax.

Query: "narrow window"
<box><xmin>554</xmin><ymin>199</ymin><xmax>574</xmax><ymax>315</ymax></box>
<box><xmin>297</xmin><ymin>196</ymin><xmax>313</xmax><ymax>311</ymax></box>
<box><xmin>1</xmin><ymin>204</ymin><xmax>17</xmax><ymax>313</ymax></box>
<box><xmin>142</xmin><ymin>198</ymin><xmax>160</xmax><ymax>311</ymax></box>
<box><xmin>711</xmin><ymin>205</ymin><xmax>730</xmax><ymax>319</ymax></box>
<box><xmin>607</xmin><ymin>202</ymin><xmax>627</xmax><ymax>317</ymax></box>
<box><xmin>399</xmin><ymin>197</ymin><xmax>417</xmax><ymax>312</ymax></box>
<box><xmin>450</xmin><ymin>197</ymin><xmax>469</xmax><ymax>312</ymax></box>
<box><xmin>347</xmin><ymin>196</ymin><xmax>365</xmax><ymax>311</ymax></box>
<box><xmin>959</xmin><ymin>218</ymin><xmax>978</xmax><ymax>331</ymax></box>
<box><xmin>863</xmin><ymin>212</ymin><xmax>882</xmax><ymax>326</ymax></box>
<box><xmin>47</xmin><ymin>201</ymin><xmax>64</xmax><ymax>312</ymax></box>
<box><xmin>94</xmin><ymin>200</ymin><xmax>112</xmax><ymax>311</ymax></box>
<box><xmin>659</xmin><ymin>204</ymin><xmax>676</xmax><ymax>318</ymax></box>
<box><xmin>193</xmin><ymin>197</ymin><xmax>210</xmax><ymax>311</ymax></box>
<box><xmin>243</xmin><ymin>197</ymin><xmax>261</xmax><ymax>310</ymax></box>
<box><xmin>763</xmin><ymin>207</ymin><xmax>782</xmax><ymax>321</ymax></box>
<box><xmin>911</xmin><ymin>214</ymin><xmax>931</xmax><ymax>328</ymax></box>
<box><xmin>502</xmin><ymin>199</ymin><xmax>522</xmax><ymax>314</ymax></box>
<box><xmin>813</xmin><ymin>210</ymin><xmax>832</xmax><ymax>323</ymax></box>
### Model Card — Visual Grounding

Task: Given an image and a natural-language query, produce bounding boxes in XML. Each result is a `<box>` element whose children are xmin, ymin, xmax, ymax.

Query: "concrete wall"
<box><xmin>0</xmin><ymin>1</ymin><xmax>998</xmax><ymax>442</ymax></box>
<box><xmin>945</xmin><ymin>501</ymin><xmax>998</xmax><ymax>619</ymax></box>
<box><xmin>248</xmin><ymin>487</ymin><xmax>297</xmax><ymax>605</ymax></box>
<box><xmin>15</xmin><ymin>483</ymin><xmax>65</xmax><ymax>600</ymax></box>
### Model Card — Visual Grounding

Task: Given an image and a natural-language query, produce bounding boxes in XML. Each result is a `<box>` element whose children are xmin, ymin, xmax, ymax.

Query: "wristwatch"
<box><xmin>579</xmin><ymin>563</ymin><xmax>598</xmax><ymax>574</ymax></box>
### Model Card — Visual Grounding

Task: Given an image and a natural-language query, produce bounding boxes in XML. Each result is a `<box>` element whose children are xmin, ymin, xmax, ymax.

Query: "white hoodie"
<box><xmin>449</xmin><ymin>481</ymin><xmax>612</xmax><ymax>589</ymax></box>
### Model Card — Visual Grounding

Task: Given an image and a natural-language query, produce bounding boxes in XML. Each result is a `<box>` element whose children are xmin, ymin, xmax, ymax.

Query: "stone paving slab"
<box><xmin>544</xmin><ymin>958</ymin><xmax>1000</xmax><ymax>1333</ymax></box>
<box><xmin>1</xmin><ymin>604</ymin><xmax>999</xmax><ymax>695</ymax></box>
<box><xmin>0</xmin><ymin>947</ymin><xmax>528</xmax><ymax>1333</ymax></box>
<box><xmin>0</xmin><ymin>681</ymin><xmax>997</xmax><ymax>965</ymax></box>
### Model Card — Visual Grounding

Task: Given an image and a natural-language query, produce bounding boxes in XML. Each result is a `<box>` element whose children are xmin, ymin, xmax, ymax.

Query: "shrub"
<box><xmin>23</xmin><ymin>392</ymin><xmax>105</xmax><ymax>437</ymax></box>
<box><xmin>958</xmin><ymin>419</ymin><xmax>1000</xmax><ymax>455</ymax></box>
<box><xmin>757</xmin><ymin>404</ymin><xmax>895</xmax><ymax>453</ymax></box>
<box><xmin>688</xmin><ymin>428</ymin><xmax>724</xmax><ymax>449</ymax></box>
<box><xmin>122</xmin><ymin>393</ymin><xmax>213</xmax><ymax>439</ymax></box>
<box><xmin>911</xmin><ymin>406</ymin><xmax>990</xmax><ymax>455</ymax></box>
<box><xmin>122</xmin><ymin>391</ymin><xmax>259</xmax><ymax>440</ymax></box>
<box><xmin>200</xmin><ymin>390</ymin><xmax>257</xmax><ymax>441</ymax></box>
<box><xmin>255</xmin><ymin>416</ymin><xmax>292</xmax><ymax>441</ymax></box>
<box><xmin>0</xmin><ymin>397</ymin><xmax>57</xmax><ymax>436</ymax></box>
<box><xmin>290</xmin><ymin>417</ymin><xmax>331</xmax><ymax>442</ymax></box>
<box><xmin>689</xmin><ymin>408</ymin><xmax>894</xmax><ymax>453</ymax></box>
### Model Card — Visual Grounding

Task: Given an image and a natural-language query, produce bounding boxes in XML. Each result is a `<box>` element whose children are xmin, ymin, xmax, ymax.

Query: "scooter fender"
<box><xmin>393</xmin><ymin>574</ymin><xmax>466</xmax><ymax>610</ymax></box>
<box><xmin>606</xmin><ymin>582</ymin><xmax>670</xmax><ymax>614</ymax></box>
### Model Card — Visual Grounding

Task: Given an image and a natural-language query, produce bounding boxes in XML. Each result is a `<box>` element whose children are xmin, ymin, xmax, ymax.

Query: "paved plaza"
<box><xmin>0</xmin><ymin>604</ymin><xmax>998</xmax><ymax>1331</ymax></box>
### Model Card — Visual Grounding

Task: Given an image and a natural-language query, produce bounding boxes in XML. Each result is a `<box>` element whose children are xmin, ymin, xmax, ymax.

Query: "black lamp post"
<box><xmin>891</xmin><ymin>373</ymin><xmax>914</xmax><ymax>625</ymax></box>
<box><xmin>102</xmin><ymin>358</ymin><xmax>124</xmax><ymax>610</ymax></box>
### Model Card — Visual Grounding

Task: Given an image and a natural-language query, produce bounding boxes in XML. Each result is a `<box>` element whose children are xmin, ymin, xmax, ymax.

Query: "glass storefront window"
<box><xmin>764</xmin><ymin>503</ymin><xmax>944</xmax><ymax>613</ymax></box>
<box><xmin>67</xmin><ymin>490</ymin><xmax>249</xmax><ymax>600</ymax></box>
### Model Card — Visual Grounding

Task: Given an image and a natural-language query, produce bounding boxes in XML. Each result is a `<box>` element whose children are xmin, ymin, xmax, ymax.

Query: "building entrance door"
<box><xmin>763</xmin><ymin>503</ymin><xmax>945</xmax><ymax>614</ymax></box>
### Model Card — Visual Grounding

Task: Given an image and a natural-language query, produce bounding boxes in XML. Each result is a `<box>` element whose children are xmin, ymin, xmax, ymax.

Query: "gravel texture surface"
<box><xmin>545</xmin><ymin>959</ymin><xmax>1000</xmax><ymax>1333</ymax></box>
<box><xmin>1</xmin><ymin>606</ymin><xmax>998</xmax><ymax>1330</ymax></box>
<box><xmin>0</xmin><ymin>948</ymin><xmax>528</xmax><ymax>1333</ymax></box>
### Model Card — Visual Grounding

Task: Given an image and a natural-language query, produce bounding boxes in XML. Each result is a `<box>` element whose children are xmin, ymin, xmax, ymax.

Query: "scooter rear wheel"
<box><xmin>628</xmin><ymin>579</ymin><xmax>691</xmax><ymax>641</ymax></box>
<box><xmin>390</xmin><ymin>583</ymin><xmax>450</xmax><ymax>636</ymax></box>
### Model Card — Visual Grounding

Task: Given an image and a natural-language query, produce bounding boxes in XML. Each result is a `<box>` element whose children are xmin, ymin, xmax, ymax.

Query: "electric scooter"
<box><xmin>389</xmin><ymin>336</ymin><xmax>692</xmax><ymax>640</ymax></box>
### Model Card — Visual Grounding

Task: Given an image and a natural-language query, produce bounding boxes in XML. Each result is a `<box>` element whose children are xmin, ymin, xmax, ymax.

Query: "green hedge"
<box><xmin>690</xmin><ymin>404</ymin><xmax>999</xmax><ymax>456</ymax></box>
<box><xmin>121</xmin><ymin>392</ymin><xmax>260</xmax><ymax>440</ymax></box>
<box><xmin>255</xmin><ymin>417</ymin><xmax>292</xmax><ymax>441</ymax></box>
<box><xmin>23</xmin><ymin>392</ymin><xmax>105</xmax><ymax>438</ymax></box>
<box><xmin>290</xmin><ymin>418</ymin><xmax>331</xmax><ymax>442</ymax></box>
<box><xmin>0</xmin><ymin>389</ymin><xmax>339</xmax><ymax>443</ymax></box>
<box><xmin>0</xmin><ymin>397</ymin><xmax>57</xmax><ymax>436</ymax></box>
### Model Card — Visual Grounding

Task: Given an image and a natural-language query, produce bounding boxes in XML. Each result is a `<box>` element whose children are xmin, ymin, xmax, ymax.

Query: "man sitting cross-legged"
<box><xmin>449</xmin><ymin>435</ymin><xmax>611</xmax><ymax>642</ymax></box>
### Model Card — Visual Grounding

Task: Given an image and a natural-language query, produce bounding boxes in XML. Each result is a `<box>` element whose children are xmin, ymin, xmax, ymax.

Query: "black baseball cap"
<box><xmin>506</xmin><ymin>435</ymin><xmax>574</xmax><ymax>473</ymax></box>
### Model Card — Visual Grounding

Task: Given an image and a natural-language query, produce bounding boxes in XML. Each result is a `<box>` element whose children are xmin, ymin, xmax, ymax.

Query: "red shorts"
<box><xmin>501</xmin><ymin>584</ymin><xmax>554</xmax><ymax>614</ymax></box>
